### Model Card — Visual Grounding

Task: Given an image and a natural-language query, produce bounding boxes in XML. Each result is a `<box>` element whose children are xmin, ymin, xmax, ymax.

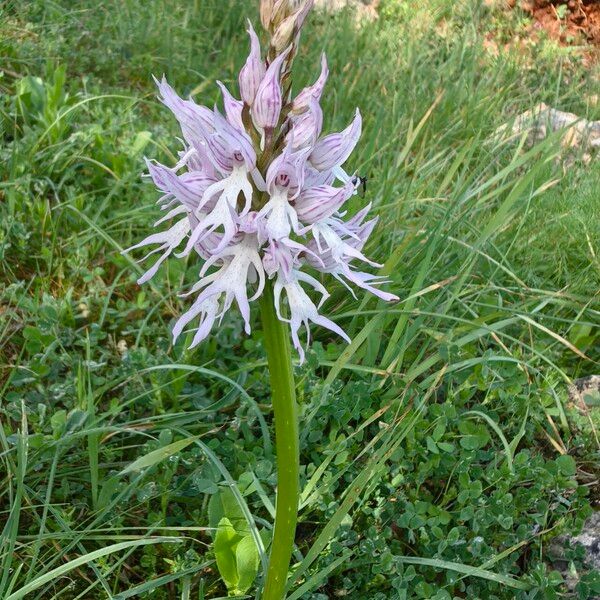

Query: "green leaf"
<box><xmin>556</xmin><ymin>454</ymin><xmax>576</xmax><ymax>476</ymax></box>
<box><xmin>195</xmin><ymin>478</ymin><xmax>219</xmax><ymax>495</ymax></box>
<box><xmin>464</xmin><ymin>410</ymin><xmax>514</xmax><ymax>474</ymax></box>
<box><xmin>6</xmin><ymin>538</ymin><xmax>182</xmax><ymax>600</ymax></box>
<box><xmin>213</xmin><ymin>519</ymin><xmax>259</xmax><ymax>596</ymax></box>
<box><xmin>50</xmin><ymin>410</ymin><xmax>67</xmax><ymax>439</ymax></box>
<box><xmin>426</xmin><ymin>436</ymin><xmax>439</xmax><ymax>454</ymax></box>
<box><xmin>97</xmin><ymin>475</ymin><xmax>121</xmax><ymax>510</ymax></box>
<box><xmin>214</xmin><ymin>518</ymin><xmax>240</xmax><ymax>594</ymax></box>
<box><xmin>119</xmin><ymin>436</ymin><xmax>198</xmax><ymax>475</ymax></box>
<box><xmin>395</xmin><ymin>556</ymin><xmax>531</xmax><ymax>590</ymax></box>
<box><xmin>458</xmin><ymin>421</ymin><xmax>490</xmax><ymax>451</ymax></box>
<box><xmin>209</xmin><ymin>486</ymin><xmax>249</xmax><ymax>536</ymax></box>
<box><xmin>235</xmin><ymin>535</ymin><xmax>259</xmax><ymax>594</ymax></box>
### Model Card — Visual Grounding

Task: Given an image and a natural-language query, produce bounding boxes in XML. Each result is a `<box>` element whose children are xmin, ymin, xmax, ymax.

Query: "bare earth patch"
<box><xmin>519</xmin><ymin>0</ymin><xmax>600</xmax><ymax>45</ymax></box>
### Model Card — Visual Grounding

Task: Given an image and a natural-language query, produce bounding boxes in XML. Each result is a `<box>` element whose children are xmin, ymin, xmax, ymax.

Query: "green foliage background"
<box><xmin>1</xmin><ymin>0</ymin><xmax>599</xmax><ymax>598</ymax></box>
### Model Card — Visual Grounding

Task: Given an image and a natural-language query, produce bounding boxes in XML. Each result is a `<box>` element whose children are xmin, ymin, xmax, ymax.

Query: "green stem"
<box><xmin>259</xmin><ymin>280</ymin><xmax>299</xmax><ymax>600</ymax></box>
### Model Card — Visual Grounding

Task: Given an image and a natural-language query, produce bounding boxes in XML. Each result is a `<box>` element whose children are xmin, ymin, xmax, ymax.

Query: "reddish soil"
<box><xmin>520</xmin><ymin>0</ymin><xmax>600</xmax><ymax>45</ymax></box>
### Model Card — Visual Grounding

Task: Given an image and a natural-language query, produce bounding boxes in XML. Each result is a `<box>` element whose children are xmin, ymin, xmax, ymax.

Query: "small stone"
<box><xmin>314</xmin><ymin>0</ymin><xmax>380</xmax><ymax>20</ymax></box>
<box><xmin>549</xmin><ymin>512</ymin><xmax>600</xmax><ymax>595</ymax></box>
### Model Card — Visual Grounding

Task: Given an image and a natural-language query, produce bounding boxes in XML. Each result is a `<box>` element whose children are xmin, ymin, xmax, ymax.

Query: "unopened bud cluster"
<box><xmin>125</xmin><ymin>4</ymin><xmax>397</xmax><ymax>362</ymax></box>
<box><xmin>260</xmin><ymin>0</ymin><xmax>312</xmax><ymax>56</ymax></box>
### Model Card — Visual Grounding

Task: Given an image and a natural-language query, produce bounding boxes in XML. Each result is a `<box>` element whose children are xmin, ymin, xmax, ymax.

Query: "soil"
<box><xmin>519</xmin><ymin>0</ymin><xmax>600</xmax><ymax>45</ymax></box>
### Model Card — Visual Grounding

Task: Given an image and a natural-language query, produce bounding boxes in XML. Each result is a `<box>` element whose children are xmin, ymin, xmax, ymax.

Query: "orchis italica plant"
<box><xmin>124</xmin><ymin>1</ymin><xmax>397</xmax><ymax>597</ymax></box>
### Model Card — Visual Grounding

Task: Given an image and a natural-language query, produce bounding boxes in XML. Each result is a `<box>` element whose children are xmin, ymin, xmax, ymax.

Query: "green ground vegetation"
<box><xmin>1</xmin><ymin>0</ymin><xmax>599</xmax><ymax>598</ymax></box>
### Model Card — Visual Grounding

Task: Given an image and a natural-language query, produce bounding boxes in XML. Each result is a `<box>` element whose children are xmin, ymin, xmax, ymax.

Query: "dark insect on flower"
<box><xmin>357</xmin><ymin>175</ymin><xmax>368</xmax><ymax>198</ymax></box>
<box><xmin>350</xmin><ymin>174</ymin><xmax>368</xmax><ymax>198</ymax></box>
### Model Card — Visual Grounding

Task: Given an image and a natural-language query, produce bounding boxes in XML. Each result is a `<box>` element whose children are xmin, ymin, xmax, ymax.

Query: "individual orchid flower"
<box><xmin>257</xmin><ymin>144</ymin><xmax>309</xmax><ymax>241</ymax></box>
<box><xmin>262</xmin><ymin>237</ymin><xmax>317</xmax><ymax>279</ymax></box>
<box><xmin>174</xmin><ymin>233</ymin><xmax>265</xmax><ymax>341</ymax></box>
<box><xmin>262</xmin><ymin>239</ymin><xmax>295</xmax><ymax>279</ymax></box>
<box><xmin>172</xmin><ymin>294</ymin><xmax>221</xmax><ymax>349</ymax></box>
<box><xmin>146</xmin><ymin>159</ymin><xmax>217</xmax><ymax>212</ymax></box>
<box><xmin>304</xmin><ymin>206</ymin><xmax>398</xmax><ymax>302</ymax></box>
<box><xmin>179</xmin><ymin>111</ymin><xmax>256</xmax><ymax>256</ymax></box>
<box><xmin>294</xmin><ymin>178</ymin><xmax>356</xmax><ymax>224</ymax></box>
<box><xmin>310</xmin><ymin>216</ymin><xmax>379</xmax><ymax>267</ymax></box>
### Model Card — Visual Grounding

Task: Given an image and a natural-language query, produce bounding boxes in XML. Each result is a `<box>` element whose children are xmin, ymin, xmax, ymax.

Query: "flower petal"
<box><xmin>310</xmin><ymin>108</ymin><xmax>361</xmax><ymax>171</ymax></box>
<box><xmin>292</xmin><ymin>53</ymin><xmax>328</xmax><ymax>113</ymax></box>
<box><xmin>154</xmin><ymin>75</ymin><xmax>213</xmax><ymax>148</ymax></box>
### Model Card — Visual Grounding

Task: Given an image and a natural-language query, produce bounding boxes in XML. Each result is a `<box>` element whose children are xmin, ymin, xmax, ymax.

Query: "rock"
<box><xmin>549</xmin><ymin>512</ymin><xmax>600</xmax><ymax>597</ymax></box>
<box><xmin>569</xmin><ymin>375</ymin><xmax>600</xmax><ymax>413</ymax></box>
<box><xmin>492</xmin><ymin>103</ymin><xmax>600</xmax><ymax>164</ymax></box>
<box><xmin>572</xmin><ymin>512</ymin><xmax>600</xmax><ymax>571</ymax></box>
<box><xmin>314</xmin><ymin>0</ymin><xmax>380</xmax><ymax>20</ymax></box>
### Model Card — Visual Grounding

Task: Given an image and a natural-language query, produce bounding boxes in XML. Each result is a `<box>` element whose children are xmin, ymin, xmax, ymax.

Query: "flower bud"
<box><xmin>239</xmin><ymin>21</ymin><xmax>265</xmax><ymax>105</ymax></box>
<box><xmin>252</xmin><ymin>46</ymin><xmax>291</xmax><ymax>130</ymax></box>
<box><xmin>270</xmin><ymin>0</ymin><xmax>314</xmax><ymax>55</ymax></box>
<box><xmin>260</xmin><ymin>0</ymin><xmax>274</xmax><ymax>30</ymax></box>
<box><xmin>293</xmin><ymin>0</ymin><xmax>314</xmax><ymax>32</ymax></box>
<box><xmin>271</xmin><ymin>13</ymin><xmax>297</xmax><ymax>54</ymax></box>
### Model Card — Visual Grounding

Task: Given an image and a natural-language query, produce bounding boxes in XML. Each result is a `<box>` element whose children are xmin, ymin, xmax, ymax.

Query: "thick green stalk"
<box><xmin>259</xmin><ymin>280</ymin><xmax>299</xmax><ymax>600</ymax></box>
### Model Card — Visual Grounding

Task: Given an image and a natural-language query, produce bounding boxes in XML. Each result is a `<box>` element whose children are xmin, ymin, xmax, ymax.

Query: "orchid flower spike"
<box><xmin>124</xmin><ymin>11</ymin><xmax>398</xmax><ymax>363</ymax></box>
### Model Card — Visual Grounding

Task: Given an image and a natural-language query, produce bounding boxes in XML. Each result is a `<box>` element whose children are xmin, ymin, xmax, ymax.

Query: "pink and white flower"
<box><xmin>124</xmin><ymin>19</ymin><xmax>397</xmax><ymax>362</ymax></box>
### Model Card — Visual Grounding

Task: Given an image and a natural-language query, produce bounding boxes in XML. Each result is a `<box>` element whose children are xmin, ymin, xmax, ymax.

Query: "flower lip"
<box><xmin>274</xmin><ymin>269</ymin><xmax>350</xmax><ymax>364</ymax></box>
